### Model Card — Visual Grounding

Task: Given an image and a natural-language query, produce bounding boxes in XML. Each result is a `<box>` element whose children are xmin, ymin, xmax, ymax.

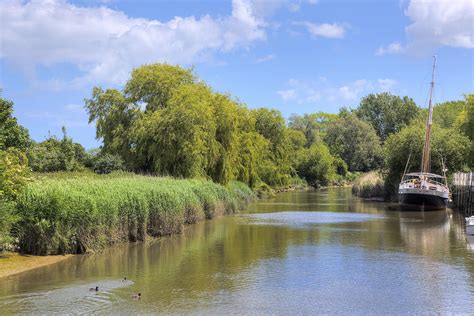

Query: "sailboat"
<box><xmin>398</xmin><ymin>56</ymin><xmax>450</xmax><ymax>210</ymax></box>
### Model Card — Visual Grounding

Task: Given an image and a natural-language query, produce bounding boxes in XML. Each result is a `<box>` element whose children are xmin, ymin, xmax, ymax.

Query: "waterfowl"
<box><xmin>89</xmin><ymin>286</ymin><xmax>99</xmax><ymax>292</ymax></box>
<box><xmin>122</xmin><ymin>277</ymin><xmax>127</xmax><ymax>282</ymax></box>
<box><xmin>131</xmin><ymin>293</ymin><xmax>141</xmax><ymax>299</ymax></box>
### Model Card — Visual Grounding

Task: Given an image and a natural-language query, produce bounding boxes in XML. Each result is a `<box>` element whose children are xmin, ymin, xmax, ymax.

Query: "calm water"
<box><xmin>1</xmin><ymin>188</ymin><xmax>474</xmax><ymax>314</ymax></box>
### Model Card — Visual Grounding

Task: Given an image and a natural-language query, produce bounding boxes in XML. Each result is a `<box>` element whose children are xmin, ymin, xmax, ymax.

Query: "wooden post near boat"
<box><xmin>452</xmin><ymin>172</ymin><xmax>474</xmax><ymax>216</ymax></box>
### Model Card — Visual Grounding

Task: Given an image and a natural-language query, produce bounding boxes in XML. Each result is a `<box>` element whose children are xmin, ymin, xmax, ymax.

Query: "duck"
<box><xmin>131</xmin><ymin>293</ymin><xmax>141</xmax><ymax>300</ymax></box>
<box><xmin>89</xmin><ymin>286</ymin><xmax>99</xmax><ymax>292</ymax></box>
<box><xmin>122</xmin><ymin>277</ymin><xmax>127</xmax><ymax>282</ymax></box>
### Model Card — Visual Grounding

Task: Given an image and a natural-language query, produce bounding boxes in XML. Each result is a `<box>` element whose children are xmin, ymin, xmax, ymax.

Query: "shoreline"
<box><xmin>0</xmin><ymin>252</ymin><xmax>74</xmax><ymax>279</ymax></box>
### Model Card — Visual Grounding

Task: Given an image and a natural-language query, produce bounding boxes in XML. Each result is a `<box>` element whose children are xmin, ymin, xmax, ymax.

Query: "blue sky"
<box><xmin>1</xmin><ymin>0</ymin><xmax>473</xmax><ymax>149</ymax></box>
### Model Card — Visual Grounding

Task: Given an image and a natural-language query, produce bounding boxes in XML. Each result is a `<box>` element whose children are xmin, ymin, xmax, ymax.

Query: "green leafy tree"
<box><xmin>356</xmin><ymin>93</ymin><xmax>419</xmax><ymax>141</ymax></box>
<box><xmin>148</xmin><ymin>84</ymin><xmax>219</xmax><ymax>178</ymax></box>
<box><xmin>454</xmin><ymin>94</ymin><xmax>474</xmax><ymax>166</ymax></box>
<box><xmin>124</xmin><ymin>63</ymin><xmax>196</xmax><ymax>112</ymax></box>
<box><xmin>28</xmin><ymin>127</ymin><xmax>87</xmax><ymax>172</ymax></box>
<box><xmin>296</xmin><ymin>142</ymin><xmax>336</xmax><ymax>187</ymax></box>
<box><xmin>0</xmin><ymin>148</ymin><xmax>30</xmax><ymax>250</ymax></box>
<box><xmin>431</xmin><ymin>100</ymin><xmax>466</xmax><ymax>129</ymax></box>
<box><xmin>253</xmin><ymin>108</ymin><xmax>293</xmax><ymax>186</ymax></box>
<box><xmin>324</xmin><ymin>114</ymin><xmax>383</xmax><ymax>171</ymax></box>
<box><xmin>0</xmin><ymin>96</ymin><xmax>31</xmax><ymax>150</ymax></box>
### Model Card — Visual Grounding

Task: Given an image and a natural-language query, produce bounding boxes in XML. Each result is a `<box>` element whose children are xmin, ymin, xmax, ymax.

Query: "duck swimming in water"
<box><xmin>89</xmin><ymin>286</ymin><xmax>99</xmax><ymax>292</ymax></box>
<box><xmin>131</xmin><ymin>293</ymin><xmax>141</xmax><ymax>300</ymax></box>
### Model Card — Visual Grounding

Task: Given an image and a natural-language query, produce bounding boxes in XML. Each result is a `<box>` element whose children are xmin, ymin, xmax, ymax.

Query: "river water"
<box><xmin>1</xmin><ymin>188</ymin><xmax>473</xmax><ymax>314</ymax></box>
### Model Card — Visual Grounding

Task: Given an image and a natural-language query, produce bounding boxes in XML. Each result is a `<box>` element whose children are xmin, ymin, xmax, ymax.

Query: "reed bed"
<box><xmin>14</xmin><ymin>174</ymin><xmax>255</xmax><ymax>255</ymax></box>
<box><xmin>351</xmin><ymin>171</ymin><xmax>385</xmax><ymax>200</ymax></box>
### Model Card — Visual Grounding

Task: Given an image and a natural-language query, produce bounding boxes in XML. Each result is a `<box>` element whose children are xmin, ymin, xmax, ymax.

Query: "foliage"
<box><xmin>85</xmin><ymin>64</ymin><xmax>312</xmax><ymax>187</ymax></box>
<box><xmin>0</xmin><ymin>96</ymin><xmax>31</xmax><ymax>151</ymax></box>
<box><xmin>28</xmin><ymin>127</ymin><xmax>87</xmax><ymax>172</ymax></box>
<box><xmin>356</xmin><ymin>93</ymin><xmax>419</xmax><ymax>141</ymax></box>
<box><xmin>14</xmin><ymin>173</ymin><xmax>254</xmax><ymax>255</ymax></box>
<box><xmin>0</xmin><ymin>148</ymin><xmax>30</xmax><ymax>251</ymax></box>
<box><xmin>431</xmin><ymin>100</ymin><xmax>466</xmax><ymax>129</ymax></box>
<box><xmin>296</xmin><ymin>142</ymin><xmax>335</xmax><ymax>187</ymax></box>
<box><xmin>352</xmin><ymin>171</ymin><xmax>384</xmax><ymax>200</ymax></box>
<box><xmin>384</xmin><ymin>124</ymin><xmax>472</xmax><ymax>199</ymax></box>
<box><xmin>252</xmin><ymin>108</ymin><xmax>293</xmax><ymax>186</ymax></box>
<box><xmin>455</xmin><ymin>94</ymin><xmax>474</xmax><ymax>166</ymax></box>
<box><xmin>288</xmin><ymin>112</ymin><xmax>337</xmax><ymax>146</ymax></box>
<box><xmin>324</xmin><ymin>114</ymin><xmax>383</xmax><ymax>172</ymax></box>
<box><xmin>90</xmin><ymin>153</ymin><xmax>125</xmax><ymax>174</ymax></box>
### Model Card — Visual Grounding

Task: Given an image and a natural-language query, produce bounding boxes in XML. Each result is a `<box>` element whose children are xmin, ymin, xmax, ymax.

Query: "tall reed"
<box><xmin>14</xmin><ymin>173</ymin><xmax>254</xmax><ymax>255</ymax></box>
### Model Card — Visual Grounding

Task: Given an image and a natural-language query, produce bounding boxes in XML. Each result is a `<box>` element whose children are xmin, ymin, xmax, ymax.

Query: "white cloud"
<box><xmin>277</xmin><ymin>89</ymin><xmax>297</xmax><ymax>101</ymax></box>
<box><xmin>296</xmin><ymin>22</ymin><xmax>347</xmax><ymax>39</ymax></box>
<box><xmin>376</xmin><ymin>42</ymin><xmax>405</xmax><ymax>56</ymax></box>
<box><xmin>377</xmin><ymin>0</ymin><xmax>473</xmax><ymax>55</ymax></box>
<box><xmin>256</xmin><ymin>54</ymin><xmax>275</xmax><ymax>63</ymax></box>
<box><xmin>278</xmin><ymin>77</ymin><xmax>398</xmax><ymax>104</ymax></box>
<box><xmin>0</xmin><ymin>0</ymin><xmax>267</xmax><ymax>85</ymax></box>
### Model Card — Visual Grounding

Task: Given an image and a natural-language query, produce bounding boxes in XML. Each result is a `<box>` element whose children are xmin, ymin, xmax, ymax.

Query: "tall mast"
<box><xmin>421</xmin><ymin>55</ymin><xmax>436</xmax><ymax>174</ymax></box>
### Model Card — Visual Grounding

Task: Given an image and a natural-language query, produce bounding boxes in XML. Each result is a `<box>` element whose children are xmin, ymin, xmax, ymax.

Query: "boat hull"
<box><xmin>398</xmin><ymin>192</ymin><xmax>448</xmax><ymax>210</ymax></box>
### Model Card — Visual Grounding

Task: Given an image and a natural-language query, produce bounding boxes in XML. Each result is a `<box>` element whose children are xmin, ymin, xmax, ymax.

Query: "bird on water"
<box><xmin>89</xmin><ymin>286</ymin><xmax>99</xmax><ymax>292</ymax></box>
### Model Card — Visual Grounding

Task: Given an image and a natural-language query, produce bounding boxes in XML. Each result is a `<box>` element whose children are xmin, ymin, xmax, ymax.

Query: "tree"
<box><xmin>124</xmin><ymin>63</ymin><xmax>196</xmax><ymax>112</ymax></box>
<box><xmin>0</xmin><ymin>148</ymin><xmax>30</xmax><ymax>251</ymax></box>
<box><xmin>454</xmin><ymin>94</ymin><xmax>474</xmax><ymax>166</ymax></box>
<box><xmin>85</xmin><ymin>87</ymin><xmax>140</xmax><ymax>167</ymax></box>
<box><xmin>431</xmin><ymin>100</ymin><xmax>466</xmax><ymax>129</ymax></box>
<box><xmin>324</xmin><ymin>114</ymin><xmax>383</xmax><ymax>172</ymax></box>
<box><xmin>28</xmin><ymin>127</ymin><xmax>87</xmax><ymax>172</ymax></box>
<box><xmin>356</xmin><ymin>93</ymin><xmax>419</xmax><ymax>141</ymax></box>
<box><xmin>296</xmin><ymin>142</ymin><xmax>336</xmax><ymax>187</ymax></box>
<box><xmin>253</xmin><ymin>108</ymin><xmax>293</xmax><ymax>186</ymax></box>
<box><xmin>91</xmin><ymin>153</ymin><xmax>125</xmax><ymax>174</ymax></box>
<box><xmin>145</xmin><ymin>84</ymin><xmax>219</xmax><ymax>178</ymax></box>
<box><xmin>0</xmin><ymin>96</ymin><xmax>31</xmax><ymax>150</ymax></box>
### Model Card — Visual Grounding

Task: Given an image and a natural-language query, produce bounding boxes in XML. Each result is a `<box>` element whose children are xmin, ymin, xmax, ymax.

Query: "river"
<box><xmin>1</xmin><ymin>187</ymin><xmax>473</xmax><ymax>314</ymax></box>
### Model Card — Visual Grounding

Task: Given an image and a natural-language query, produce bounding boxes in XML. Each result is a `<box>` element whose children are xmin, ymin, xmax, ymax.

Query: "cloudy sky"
<box><xmin>1</xmin><ymin>0</ymin><xmax>473</xmax><ymax>148</ymax></box>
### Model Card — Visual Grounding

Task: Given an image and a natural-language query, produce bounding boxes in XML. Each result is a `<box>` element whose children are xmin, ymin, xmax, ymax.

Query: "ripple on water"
<box><xmin>0</xmin><ymin>279</ymin><xmax>133</xmax><ymax>314</ymax></box>
<box><xmin>241</xmin><ymin>211</ymin><xmax>384</xmax><ymax>227</ymax></box>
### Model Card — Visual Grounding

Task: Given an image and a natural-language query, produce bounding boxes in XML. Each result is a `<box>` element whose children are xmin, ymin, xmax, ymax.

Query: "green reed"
<box><xmin>14</xmin><ymin>173</ymin><xmax>255</xmax><ymax>255</ymax></box>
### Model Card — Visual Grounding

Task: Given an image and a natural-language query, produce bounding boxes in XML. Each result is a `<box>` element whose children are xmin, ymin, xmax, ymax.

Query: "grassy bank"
<box><xmin>13</xmin><ymin>173</ymin><xmax>254</xmax><ymax>255</ymax></box>
<box><xmin>351</xmin><ymin>171</ymin><xmax>385</xmax><ymax>201</ymax></box>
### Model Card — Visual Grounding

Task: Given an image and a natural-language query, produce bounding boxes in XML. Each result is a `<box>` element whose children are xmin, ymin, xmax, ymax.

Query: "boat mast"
<box><xmin>421</xmin><ymin>55</ymin><xmax>436</xmax><ymax>174</ymax></box>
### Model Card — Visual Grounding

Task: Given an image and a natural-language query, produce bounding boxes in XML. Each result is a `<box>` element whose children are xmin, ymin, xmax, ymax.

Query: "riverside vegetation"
<box><xmin>16</xmin><ymin>173</ymin><xmax>253</xmax><ymax>255</ymax></box>
<box><xmin>1</xmin><ymin>64</ymin><xmax>473</xmax><ymax>255</ymax></box>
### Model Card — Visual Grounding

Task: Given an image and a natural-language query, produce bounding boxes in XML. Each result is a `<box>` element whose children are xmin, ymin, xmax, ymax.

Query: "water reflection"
<box><xmin>1</xmin><ymin>188</ymin><xmax>473</xmax><ymax>314</ymax></box>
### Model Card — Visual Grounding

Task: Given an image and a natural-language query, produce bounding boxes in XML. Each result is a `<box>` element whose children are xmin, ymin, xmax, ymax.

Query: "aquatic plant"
<box><xmin>14</xmin><ymin>173</ymin><xmax>255</xmax><ymax>255</ymax></box>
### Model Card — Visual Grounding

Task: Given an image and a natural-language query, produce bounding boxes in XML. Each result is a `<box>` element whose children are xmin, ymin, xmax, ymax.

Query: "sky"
<box><xmin>0</xmin><ymin>0</ymin><xmax>473</xmax><ymax>149</ymax></box>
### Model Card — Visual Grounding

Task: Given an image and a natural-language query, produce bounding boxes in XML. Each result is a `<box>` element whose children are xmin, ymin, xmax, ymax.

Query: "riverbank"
<box><xmin>0</xmin><ymin>252</ymin><xmax>73</xmax><ymax>279</ymax></box>
<box><xmin>10</xmin><ymin>172</ymin><xmax>255</xmax><ymax>256</ymax></box>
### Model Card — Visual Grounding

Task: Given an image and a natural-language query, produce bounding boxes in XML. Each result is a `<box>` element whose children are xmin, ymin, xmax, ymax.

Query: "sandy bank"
<box><xmin>0</xmin><ymin>252</ymin><xmax>73</xmax><ymax>279</ymax></box>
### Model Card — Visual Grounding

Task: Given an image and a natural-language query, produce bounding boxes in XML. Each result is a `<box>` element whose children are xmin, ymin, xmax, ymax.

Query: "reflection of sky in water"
<box><xmin>242</xmin><ymin>211</ymin><xmax>384</xmax><ymax>226</ymax></box>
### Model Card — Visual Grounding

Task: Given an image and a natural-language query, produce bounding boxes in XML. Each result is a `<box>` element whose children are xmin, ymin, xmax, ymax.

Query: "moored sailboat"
<box><xmin>398</xmin><ymin>56</ymin><xmax>450</xmax><ymax>210</ymax></box>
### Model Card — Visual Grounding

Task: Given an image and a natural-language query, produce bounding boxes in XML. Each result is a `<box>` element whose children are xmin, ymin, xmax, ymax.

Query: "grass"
<box><xmin>14</xmin><ymin>172</ymin><xmax>255</xmax><ymax>255</ymax></box>
<box><xmin>351</xmin><ymin>171</ymin><xmax>385</xmax><ymax>200</ymax></box>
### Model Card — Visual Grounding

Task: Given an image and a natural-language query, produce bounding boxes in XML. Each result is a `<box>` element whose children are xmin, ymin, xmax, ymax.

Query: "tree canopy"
<box><xmin>324</xmin><ymin>113</ymin><xmax>383</xmax><ymax>172</ymax></box>
<box><xmin>356</xmin><ymin>93</ymin><xmax>419</xmax><ymax>141</ymax></box>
